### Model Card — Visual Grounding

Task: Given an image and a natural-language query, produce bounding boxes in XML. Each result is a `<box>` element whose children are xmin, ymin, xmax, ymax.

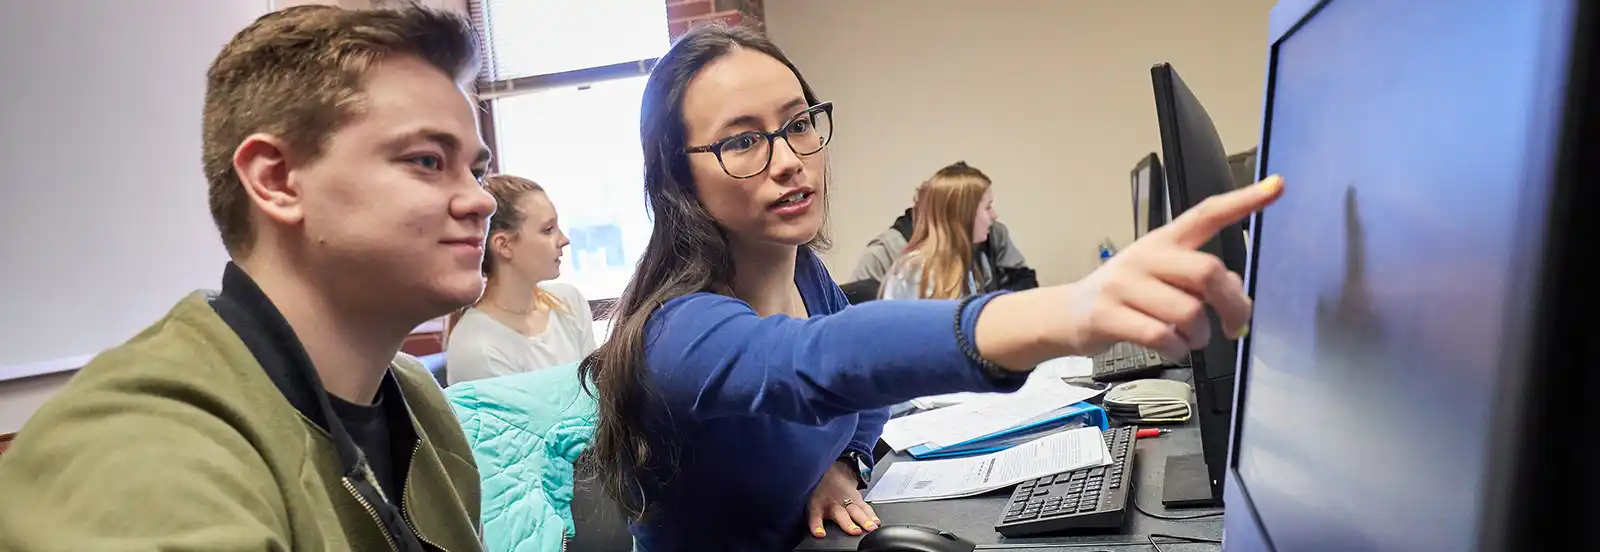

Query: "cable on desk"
<box><xmin>1132</xmin><ymin>498</ymin><xmax>1224</xmax><ymax>521</ymax></box>
<box><xmin>1147</xmin><ymin>532</ymin><xmax>1222</xmax><ymax>552</ymax></box>
<box><xmin>975</xmin><ymin>543</ymin><xmax>1116</xmax><ymax>550</ymax></box>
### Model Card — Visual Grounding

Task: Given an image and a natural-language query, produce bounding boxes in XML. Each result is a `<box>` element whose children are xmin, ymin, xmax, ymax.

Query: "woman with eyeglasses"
<box><xmin>579</xmin><ymin>24</ymin><xmax>1283</xmax><ymax>551</ymax></box>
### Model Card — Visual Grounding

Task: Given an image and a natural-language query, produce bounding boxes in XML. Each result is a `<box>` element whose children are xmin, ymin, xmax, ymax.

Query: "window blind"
<box><xmin>468</xmin><ymin>0</ymin><xmax>669</xmax><ymax>95</ymax></box>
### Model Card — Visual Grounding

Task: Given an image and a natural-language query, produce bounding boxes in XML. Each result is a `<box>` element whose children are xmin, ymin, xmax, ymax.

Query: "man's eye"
<box><xmin>788</xmin><ymin>119</ymin><xmax>812</xmax><ymax>133</ymax></box>
<box><xmin>411</xmin><ymin>156</ymin><xmax>443</xmax><ymax>170</ymax></box>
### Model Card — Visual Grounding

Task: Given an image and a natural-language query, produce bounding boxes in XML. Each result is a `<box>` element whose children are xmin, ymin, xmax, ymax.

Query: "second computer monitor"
<box><xmin>1131</xmin><ymin>153</ymin><xmax>1168</xmax><ymax>238</ymax></box>
<box><xmin>1151</xmin><ymin>61</ymin><xmax>1250</xmax><ymax>508</ymax></box>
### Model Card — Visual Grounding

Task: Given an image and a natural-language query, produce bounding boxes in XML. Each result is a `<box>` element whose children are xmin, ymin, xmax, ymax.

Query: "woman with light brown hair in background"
<box><xmin>446</xmin><ymin>174</ymin><xmax>596</xmax><ymax>386</ymax></box>
<box><xmin>881</xmin><ymin>161</ymin><xmax>999</xmax><ymax>300</ymax></box>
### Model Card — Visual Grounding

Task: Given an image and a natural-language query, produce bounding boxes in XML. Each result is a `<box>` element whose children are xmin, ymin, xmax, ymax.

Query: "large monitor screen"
<box><xmin>1235</xmin><ymin>1</ymin><xmax>1564</xmax><ymax>550</ymax></box>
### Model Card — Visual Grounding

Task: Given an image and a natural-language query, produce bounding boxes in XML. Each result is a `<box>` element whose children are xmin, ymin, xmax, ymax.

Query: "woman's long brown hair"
<box><xmin>889</xmin><ymin>162</ymin><xmax>993</xmax><ymax>299</ymax></box>
<box><xmin>577</xmin><ymin>23</ymin><xmax>829</xmax><ymax>520</ymax></box>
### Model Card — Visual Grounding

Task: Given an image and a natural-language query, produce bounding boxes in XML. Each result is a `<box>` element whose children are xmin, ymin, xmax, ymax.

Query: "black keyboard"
<box><xmin>1091</xmin><ymin>342</ymin><xmax>1169</xmax><ymax>382</ymax></box>
<box><xmin>994</xmin><ymin>426</ymin><xmax>1137</xmax><ymax>537</ymax></box>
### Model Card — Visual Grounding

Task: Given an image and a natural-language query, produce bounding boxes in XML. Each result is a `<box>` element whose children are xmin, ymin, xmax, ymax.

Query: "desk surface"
<box><xmin>796</xmin><ymin>389</ymin><xmax>1223</xmax><ymax>551</ymax></box>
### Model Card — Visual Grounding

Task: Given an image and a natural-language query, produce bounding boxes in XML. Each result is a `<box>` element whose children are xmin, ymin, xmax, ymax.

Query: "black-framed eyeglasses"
<box><xmin>685</xmin><ymin>102</ymin><xmax>834</xmax><ymax>179</ymax></box>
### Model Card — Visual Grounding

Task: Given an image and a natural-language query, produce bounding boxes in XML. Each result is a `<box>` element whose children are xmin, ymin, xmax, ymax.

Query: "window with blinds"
<box><xmin>470</xmin><ymin>0</ymin><xmax>669</xmax><ymax>95</ymax></box>
<box><xmin>468</xmin><ymin>0</ymin><xmax>671</xmax><ymax>301</ymax></box>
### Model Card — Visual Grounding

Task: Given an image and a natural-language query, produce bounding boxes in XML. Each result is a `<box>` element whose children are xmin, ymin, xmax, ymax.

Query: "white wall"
<box><xmin>0</xmin><ymin>372</ymin><xmax>74</xmax><ymax>435</ymax></box>
<box><xmin>765</xmin><ymin>0</ymin><xmax>1276</xmax><ymax>284</ymax></box>
<box><xmin>0</xmin><ymin>0</ymin><xmax>272</xmax><ymax>431</ymax></box>
<box><xmin>0</xmin><ymin>0</ymin><xmax>478</xmax><ymax>436</ymax></box>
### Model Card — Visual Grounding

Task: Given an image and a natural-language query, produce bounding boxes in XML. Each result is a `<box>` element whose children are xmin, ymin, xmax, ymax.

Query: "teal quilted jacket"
<box><xmin>446</xmin><ymin>362</ymin><xmax>597</xmax><ymax>552</ymax></box>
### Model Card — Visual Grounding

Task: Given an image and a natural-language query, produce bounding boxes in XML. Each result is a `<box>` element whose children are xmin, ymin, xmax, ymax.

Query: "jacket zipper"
<box><xmin>399</xmin><ymin>441</ymin><xmax>454</xmax><ymax>552</ymax></box>
<box><xmin>343</xmin><ymin>477</ymin><xmax>400</xmax><ymax>552</ymax></box>
<box><xmin>561</xmin><ymin>533</ymin><xmax>571</xmax><ymax>552</ymax></box>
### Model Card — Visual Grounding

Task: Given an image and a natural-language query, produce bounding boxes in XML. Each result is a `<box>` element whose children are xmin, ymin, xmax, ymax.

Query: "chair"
<box><xmin>569</xmin><ymin>459</ymin><xmax>635</xmax><ymax>551</ymax></box>
<box><xmin>418</xmin><ymin>352</ymin><xmax>448</xmax><ymax>388</ymax></box>
<box><xmin>839</xmin><ymin>279</ymin><xmax>881</xmax><ymax>305</ymax></box>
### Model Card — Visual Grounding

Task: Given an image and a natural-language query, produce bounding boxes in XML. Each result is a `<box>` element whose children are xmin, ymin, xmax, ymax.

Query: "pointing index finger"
<box><xmin>1158</xmin><ymin>175</ymin><xmax>1284</xmax><ymax>250</ymax></box>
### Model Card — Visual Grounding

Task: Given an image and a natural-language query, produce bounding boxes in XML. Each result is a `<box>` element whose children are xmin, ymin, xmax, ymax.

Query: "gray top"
<box><xmin>445</xmin><ymin>282</ymin><xmax>596</xmax><ymax>386</ymax></box>
<box><xmin>851</xmin><ymin>219</ymin><xmax>1028</xmax><ymax>284</ymax></box>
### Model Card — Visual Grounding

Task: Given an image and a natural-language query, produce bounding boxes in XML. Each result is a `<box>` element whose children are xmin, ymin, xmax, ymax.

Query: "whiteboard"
<box><xmin>0</xmin><ymin>0</ymin><xmax>271</xmax><ymax>379</ymax></box>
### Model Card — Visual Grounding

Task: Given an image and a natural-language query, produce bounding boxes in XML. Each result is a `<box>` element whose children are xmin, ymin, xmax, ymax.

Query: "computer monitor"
<box><xmin>1224</xmin><ymin>1</ymin><xmax>1598</xmax><ymax>550</ymax></box>
<box><xmin>1130</xmin><ymin>153</ymin><xmax>1169</xmax><ymax>238</ymax></box>
<box><xmin>1228</xmin><ymin>148</ymin><xmax>1258</xmax><ymax>236</ymax></box>
<box><xmin>1150</xmin><ymin>61</ymin><xmax>1248</xmax><ymax>508</ymax></box>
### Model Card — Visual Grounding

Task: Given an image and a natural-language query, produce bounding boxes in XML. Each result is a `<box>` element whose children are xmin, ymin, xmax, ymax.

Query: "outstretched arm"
<box><xmin>647</xmin><ymin>176</ymin><xmax>1285</xmax><ymax>426</ymax></box>
<box><xmin>643</xmin><ymin>292</ymin><xmax>1022</xmax><ymax>425</ymax></box>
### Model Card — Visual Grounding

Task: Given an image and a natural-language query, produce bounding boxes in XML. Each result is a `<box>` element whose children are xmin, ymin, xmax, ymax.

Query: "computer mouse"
<box><xmin>856</xmin><ymin>524</ymin><xmax>976</xmax><ymax>552</ymax></box>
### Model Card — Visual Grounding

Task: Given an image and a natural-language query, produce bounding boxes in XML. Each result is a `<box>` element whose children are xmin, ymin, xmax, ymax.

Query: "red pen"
<box><xmin>1136</xmin><ymin>428</ymin><xmax>1171</xmax><ymax>439</ymax></box>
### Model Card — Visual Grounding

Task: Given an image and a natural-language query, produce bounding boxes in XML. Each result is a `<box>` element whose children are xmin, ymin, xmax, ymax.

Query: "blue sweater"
<box><xmin>630</xmin><ymin>249</ymin><xmax>1023</xmax><ymax>551</ymax></box>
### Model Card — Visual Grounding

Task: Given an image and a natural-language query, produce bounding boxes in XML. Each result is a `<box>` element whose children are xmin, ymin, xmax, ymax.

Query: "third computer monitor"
<box><xmin>1131</xmin><ymin>153</ymin><xmax>1168</xmax><ymax>238</ymax></box>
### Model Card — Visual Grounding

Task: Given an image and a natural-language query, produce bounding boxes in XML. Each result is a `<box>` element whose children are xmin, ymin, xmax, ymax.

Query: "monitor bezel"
<box><xmin>1220</xmin><ymin>1</ymin><xmax>1329</xmax><ymax>550</ymax></box>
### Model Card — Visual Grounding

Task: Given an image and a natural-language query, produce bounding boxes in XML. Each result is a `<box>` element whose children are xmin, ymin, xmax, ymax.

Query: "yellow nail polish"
<box><xmin>1258</xmin><ymin>175</ymin><xmax>1284</xmax><ymax>194</ymax></box>
<box><xmin>1236</xmin><ymin>324</ymin><xmax>1250</xmax><ymax>339</ymax></box>
<box><xmin>813</xmin><ymin>527</ymin><xmax>825</xmax><ymax>536</ymax></box>
<box><xmin>866</xmin><ymin>523</ymin><xmax>878</xmax><ymax>530</ymax></box>
<box><xmin>851</xmin><ymin>525</ymin><xmax>861</xmax><ymax>531</ymax></box>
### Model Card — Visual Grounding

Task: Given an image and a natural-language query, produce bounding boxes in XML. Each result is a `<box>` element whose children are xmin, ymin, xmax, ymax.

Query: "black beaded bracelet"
<box><xmin>954</xmin><ymin>294</ymin><xmax>1030</xmax><ymax>382</ymax></box>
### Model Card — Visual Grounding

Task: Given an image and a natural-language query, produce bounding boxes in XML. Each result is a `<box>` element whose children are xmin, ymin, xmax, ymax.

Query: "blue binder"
<box><xmin>904</xmin><ymin>401</ymin><xmax>1109</xmax><ymax>460</ymax></box>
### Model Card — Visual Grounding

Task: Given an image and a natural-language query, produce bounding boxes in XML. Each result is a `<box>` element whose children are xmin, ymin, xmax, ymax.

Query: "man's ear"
<box><xmin>233</xmin><ymin>133</ymin><xmax>303</xmax><ymax>228</ymax></box>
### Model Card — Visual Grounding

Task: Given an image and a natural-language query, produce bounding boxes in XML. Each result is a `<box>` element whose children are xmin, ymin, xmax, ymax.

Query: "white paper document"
<box><xmin>904</xmin><ymin>357</ymin><xmax>1095</xmax><ymax>411</ymax></box>
<box><xmin>1035</xmin><ymin>356</ymin><xmax>1094</xmax><ymax>379</ymax></box>
<box><xmin>865</xmin><ymin>426</ymin><xmax>1111</xmax><ymax>504</ymax></box>
<box><xmin>881</xmin><ymin>376</ymin><xmax>1105</xmax><ymax>452</ymax></box>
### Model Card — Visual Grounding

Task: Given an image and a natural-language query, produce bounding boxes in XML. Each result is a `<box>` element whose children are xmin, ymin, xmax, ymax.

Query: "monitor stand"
<box><xmin>1161</xmin><ymin>453</ymin><xmax>1220</xmax><ymax>507</ymax></box>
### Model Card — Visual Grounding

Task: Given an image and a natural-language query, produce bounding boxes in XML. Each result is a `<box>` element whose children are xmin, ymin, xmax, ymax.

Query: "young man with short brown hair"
<box><xmin>0</xmin><ymin>5</ymin><xmax>496</xmax><ymax>550</ymax></box>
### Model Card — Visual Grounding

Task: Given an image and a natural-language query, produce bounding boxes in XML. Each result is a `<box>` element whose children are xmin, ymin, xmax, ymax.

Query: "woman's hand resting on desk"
<box><xmin>977</xmin><ymin>175</ymin><xmax>1285</xmax><ymax>368</ymax></box>
<box><xmin>806</xmin><ymin>460</ymin><xmax>879</xmax><ymax>538</ymax></box>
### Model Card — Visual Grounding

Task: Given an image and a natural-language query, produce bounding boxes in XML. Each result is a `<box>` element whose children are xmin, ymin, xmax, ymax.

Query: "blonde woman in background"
<box><xmin>446</xmin><ymin>174</ymin><xmax>596</xmax><ymax>386</ymax></box>
<box><xmin>881</xmin><ymin>161</ymin><xmax>999</xmax><ymax>300</ymax></box>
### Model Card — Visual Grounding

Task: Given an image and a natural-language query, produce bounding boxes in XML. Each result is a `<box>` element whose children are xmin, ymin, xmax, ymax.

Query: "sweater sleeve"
<box><xmin>642</xmin><ymin>291</ymin><xmax>1022</xmax><ymax>425</ymax></box>
<box><xmin>850</xmin><ymin>237</ymin><xmax>898</xmax><ymax>282</ymax></box>
<box><xmin>846</xmin><ymin>407</ymin><xmax>888</xmax><ymax>465</ymax></box>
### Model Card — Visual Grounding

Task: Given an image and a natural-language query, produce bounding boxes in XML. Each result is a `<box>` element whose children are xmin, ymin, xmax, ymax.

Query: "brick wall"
<box><xmin>667</xmin><ymin>0</ymin><xmax>765</xmax><ymax>40</ymax></box>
